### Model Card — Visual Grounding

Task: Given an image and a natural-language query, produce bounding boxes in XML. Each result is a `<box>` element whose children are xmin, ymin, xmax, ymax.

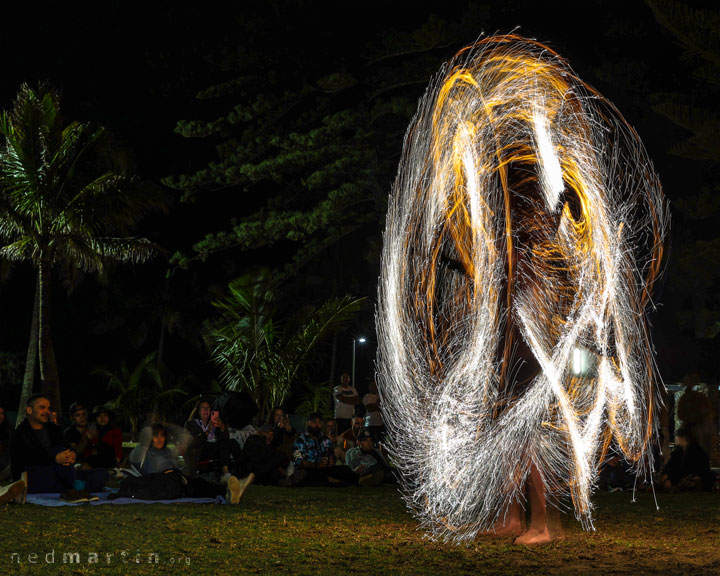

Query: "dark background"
<box><xmin>0</xmin><ymin>0</ymin><xmax>715</xmax><ymax>413</ymax></box>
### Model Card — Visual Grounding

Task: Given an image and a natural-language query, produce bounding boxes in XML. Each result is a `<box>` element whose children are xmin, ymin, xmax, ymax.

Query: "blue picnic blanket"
<box><xmin>26</xmin><ymin>491</ymin><xmax>225</xmax><ymax>506</ymax></box>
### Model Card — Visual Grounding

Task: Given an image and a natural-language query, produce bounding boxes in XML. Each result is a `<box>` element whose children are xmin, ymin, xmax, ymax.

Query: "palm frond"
<box><xmin>0</xmin><ymin>236</ymin><xmax>35</xmax><ymax>261</ymax></box>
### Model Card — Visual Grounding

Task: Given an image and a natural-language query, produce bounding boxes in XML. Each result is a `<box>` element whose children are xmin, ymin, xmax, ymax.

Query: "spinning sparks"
<box><xmin>376</xmin><ymin>35</ymin><xmax>668</xmax><ymax>540</ymax></box>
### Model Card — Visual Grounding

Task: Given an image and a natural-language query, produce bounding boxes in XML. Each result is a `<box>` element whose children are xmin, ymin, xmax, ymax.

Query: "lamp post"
<box><xmin>352</xmin><ymin>337</ymin><xmax>366</xmax><ymax>389</ymax></box>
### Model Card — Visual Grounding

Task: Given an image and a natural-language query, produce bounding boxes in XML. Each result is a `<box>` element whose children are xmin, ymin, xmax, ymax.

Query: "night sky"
<box><xmin>0</xmin><ymin>1</ymin><xmax>714</xmax><ymax>412</ymax></box>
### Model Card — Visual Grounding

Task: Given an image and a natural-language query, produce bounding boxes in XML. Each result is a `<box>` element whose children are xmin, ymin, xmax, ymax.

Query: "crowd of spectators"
<box><xmin>0</xmin><ymin>372</ymin><xmax>393</xmax><ymax>505</ymax></box>
<box><xmin>1</xmin><ymin>371</ymin><xmax>715</xmax><ymax>506</ymax></box>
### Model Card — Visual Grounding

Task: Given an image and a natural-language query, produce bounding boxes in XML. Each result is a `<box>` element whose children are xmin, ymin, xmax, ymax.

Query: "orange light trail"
<box><xmin>376</xmin><ymin>35</ymin><xmax>668</xmax><ymax>540</ymax></box>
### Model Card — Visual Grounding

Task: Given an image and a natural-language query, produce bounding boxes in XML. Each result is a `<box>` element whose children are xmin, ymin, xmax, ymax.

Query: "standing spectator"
<box><xmin>333</xmin><ymin>372</ymin><xmax>360</xmax><ymax>434</ymax></box>
<box><xmin>11</xmin><ymin>393</ymin><xmax>107</xmax><ymax>499</ymax></box>
<box><xmin>0</xmin><ymin>404</ymin><xmax>13</xmax><ymax>481</ymax></box>
<box><xmin>363</xmin><ymin>379</ymin><xmax>385</xmax><ymax>441</ymax></box>
<box><xmin>92</xmin><ymin>405</ymin><xmax>124</xmax><ymax>465</ymax></box>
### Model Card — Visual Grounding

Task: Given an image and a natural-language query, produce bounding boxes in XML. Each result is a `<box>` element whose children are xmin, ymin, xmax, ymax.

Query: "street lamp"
<box><xmin>352</xmin><ymin>337</ymin><xmax>367</xmax><ymax>388</ymax></box>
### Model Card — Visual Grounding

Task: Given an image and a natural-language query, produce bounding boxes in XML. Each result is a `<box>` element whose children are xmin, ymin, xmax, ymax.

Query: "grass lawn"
<box><xmin>0</xmin><ymin>485</ymin><xmax>718</xmax><ymax>575</ymax></box>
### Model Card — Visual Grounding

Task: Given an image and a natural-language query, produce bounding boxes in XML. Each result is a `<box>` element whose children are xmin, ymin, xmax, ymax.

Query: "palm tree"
<box><xmin>95</xmin><ymin>353</ymin><xmax>189</xmax><ymax>440</ymax></box>
<box><xmin>206</xmin><ymin>269</ymin><xmax>363</xmax><ymax>422</ymax></box>
<box><xmin>0</xmin><ymin>83</ymin><xmax>167</xmax><ymax>417</ymax></box>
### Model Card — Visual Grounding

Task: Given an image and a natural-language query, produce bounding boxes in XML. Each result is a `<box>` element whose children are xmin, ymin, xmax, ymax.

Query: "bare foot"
<box><xmin>493</xmin><ymin>519</ymin><xmax>523</xmax><ymax>537</ymax></box>
<box><xmin>514</xmin><ymin>527</ymin><xmax>553</xmax><ymax>545</ymax></box>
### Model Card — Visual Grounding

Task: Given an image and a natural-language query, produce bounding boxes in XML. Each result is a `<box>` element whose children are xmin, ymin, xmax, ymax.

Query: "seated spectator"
<box><xmin>64</xmin><ymin>402</ymin><xmax>116</xmax><ymax>470</ymax></box>
<box><xmin>183</xmin><ymin>399</ymin><xmax>241</xmax><ymax>479</ymax></box>
<box><xmin>336</xmin><ymin>416</ymin><xmax>364</xmax><ymax>463</ymax></box>
<box><xmin>324</xmin><ymin>418</ymin><xmax>341</xmax><ymax>460</ymax></box>
<box><xmin>64</xmin><ymin>402</ymin><xmax>96</xmax><ymax>459</ymax></box>
<box><xmin>130</xmin><ymin>423</ymin><xmax>180</xmax><ymax>475</ymax></box>
<box><xmin>363</xmin><ymin>380</ymin><xmax>385</xmax><ymax>441</ymax></box>
<box><xmin>269</xmin><ymin>406</ymin><xmax>297</xmax><ymax>459</ymax></box>
<box><xmin>92</xmin><ymin>405</ymin><xmax>123</xmax><ymax>466</ymax></box>
<box><xmin>11</xmin><ymin>393</ymin><xmax>107</xmax><ymax>501</ymax></box>
<box><xmin>233</xmin><ymin>425</ymin><xmax>289</xmax><ymax>485</ymax></box>
<box><xmin>228</xmin><ymin>423</ymin><xmax>256</xmax><ymax>452</ymax></box>
<box><xmin>0</xmin><ymin>404</ymin><xmax>24</xmax><ymax>504</ymax></box>
<box><xmin>598</xmin><ymin>453</ymin><xmax>631</xmax><ymax>492</ymax></box>
<box><xmin>122</xmin><ymin>423</ymin><xmax>251</xmax><ymax>503</ymax></box>
<box><xmin>0</xmin><ymin>476</ymin><xmax>26</xmax><ymax>505</ymax></box>
<box><xmin>0</xmin><ymin>404</ymin><xmax>12</xmax><ymax>482</ymax></box>
<box><xmin>286</xmin><ymin>413</ymin><xmax>356</xmax><ymax>486</ymax></box>
<box><xmin>660</xmin><ymin>428</ymin><xmax>714</xmax><ymax>491</ymax></box>
<box><xmin>345</xmin><ymin>428</ymin><xmax>394</xmax><ymax>486</ymax></box>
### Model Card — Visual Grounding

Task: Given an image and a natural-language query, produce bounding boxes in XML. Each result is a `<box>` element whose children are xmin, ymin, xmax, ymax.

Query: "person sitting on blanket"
<box><xmin>64</xmin><ymin>402</ymin><xmax>117</xmax><ymax>470</ymax></box>
<box><xmin>92</xmin><ymin>405</ymin><xmax>124</xmax><ymax>466</ymax></box>
<box><xmin>11</xmin><ymin>393</ymin><xmax>108</xmax><ymax>502</ymax></box>
<box><xmin>183</xmin><ymin>399</ymin><xmax>241</xmax><ymax>479</ymax></box>
<box><xmin>123</xmin><ymin>423</ymin><xmax>253</xmax><ymax>504</ymax></box>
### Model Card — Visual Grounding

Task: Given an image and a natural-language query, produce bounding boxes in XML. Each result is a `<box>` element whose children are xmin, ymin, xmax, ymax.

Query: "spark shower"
<box><xmin>377</xmin><ymin>35</ymin><xmax>668</xmax><ymax>540</ymax></box>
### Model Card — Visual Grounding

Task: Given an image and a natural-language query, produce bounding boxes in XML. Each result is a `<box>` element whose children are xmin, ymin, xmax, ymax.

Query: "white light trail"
<box><xmin>376</xmin><ymin>35</ymin><xmax>668</xmax><ymax>541</ymax></box>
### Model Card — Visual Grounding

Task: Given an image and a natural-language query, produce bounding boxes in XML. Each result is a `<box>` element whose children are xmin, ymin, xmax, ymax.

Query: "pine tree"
<box><xmin>163</xmin><ymin>1</ymin><xmax>490</xmax><ymax>294</ymax></box>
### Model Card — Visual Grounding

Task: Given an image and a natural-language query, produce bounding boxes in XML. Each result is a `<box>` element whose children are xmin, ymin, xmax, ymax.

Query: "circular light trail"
<box><xmin>376</xmin><ymin>34</ymin><xmax>668</xmax><ymax>540</ymax></box>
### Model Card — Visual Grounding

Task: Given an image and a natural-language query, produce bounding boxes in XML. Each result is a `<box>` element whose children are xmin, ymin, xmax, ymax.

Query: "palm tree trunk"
<box><xmin>38</xmin><ymin>259</ymin><xmax>61</xmax><ymax>416</ymax></box>
<box><xmin>16</xmin><ymin>276</ymin><xmax>40</xmax><ymax>427</ymax></box>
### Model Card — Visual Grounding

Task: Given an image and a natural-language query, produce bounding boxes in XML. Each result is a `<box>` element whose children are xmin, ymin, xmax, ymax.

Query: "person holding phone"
<box><xmin>268</xmin><ymin>407</ymin><xmax>297</xmax><ymax>459</ymax></box>
<box><xmin>183</xmin><ymin>399</ymin><xmax>240</xmax><ymax>479</ymax></box>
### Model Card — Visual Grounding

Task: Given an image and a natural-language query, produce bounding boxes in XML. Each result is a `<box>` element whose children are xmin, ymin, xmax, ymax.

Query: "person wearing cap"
<box><xmin>93</xmin><ymin>405</ymin><xmax>123</xmax><ymax>466</ymax></box>
<box><xmin>345</xmin><ymin>427</ymin><xmax>394</xmax><ymax>487</ymax></box>
<box><xmin>64</xmin><ymin>403</ymin><xmax>117</xmax><ymax>469</ymax></box>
